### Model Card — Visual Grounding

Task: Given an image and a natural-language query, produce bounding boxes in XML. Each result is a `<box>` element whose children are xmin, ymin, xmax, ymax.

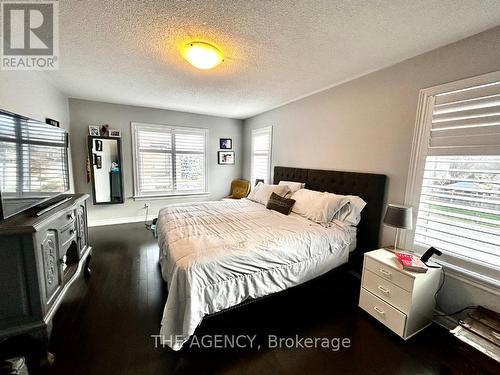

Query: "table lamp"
<box><xmin>383</xmin><ymin>204</ymin><xmax>413</xmax><ymax>251</ymax></box>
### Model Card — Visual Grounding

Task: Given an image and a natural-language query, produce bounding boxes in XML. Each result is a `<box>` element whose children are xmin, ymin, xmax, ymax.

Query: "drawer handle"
<box><xmin>377</xmin><ymin>285</ymin><xmax>390</xmax><ymax>295</ymax></box>
<box><xmin>374</xmin><ymin>306</ymin><xmax>385</xmax><ymax>316</ymax></box>
<box><xmin>69</xmin><ymin>229</ymin><xmax>75</xmax><ymax>235</ymax></box>
<box><xmin>67</xmin><ymin>213</ymin><xmax>75</xmax><ymax>220</ymax></box>
<box><xmin>379</xmin><ymin>269</ymin><xmax>392</xmax><ymax>278</ymax></box>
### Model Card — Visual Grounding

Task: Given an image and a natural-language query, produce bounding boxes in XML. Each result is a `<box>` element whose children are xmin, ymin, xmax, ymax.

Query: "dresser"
<box><xmin>0</xmin><ymin>194</ymin><xmax>91</xmax><ymax>348</ymax></box>
<box><xmin>359</xmin><ymin>249</ymin><xmax>441</xmax><ymax>339</ymax></box>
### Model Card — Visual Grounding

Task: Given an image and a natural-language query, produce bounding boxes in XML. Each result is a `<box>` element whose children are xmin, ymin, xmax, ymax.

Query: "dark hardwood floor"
<box><xmin>44</xmin><ymin>223</ymin><xmax>497</xmax><ymax>375</ymax></box>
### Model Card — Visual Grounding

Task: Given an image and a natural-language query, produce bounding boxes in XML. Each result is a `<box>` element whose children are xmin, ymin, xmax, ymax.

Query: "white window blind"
<box><xmin>131</xmin><ymin>123</ymin><xmax>207</xmax><ymax>197</ymax></box>
<box><xmin>251</xmin><ymin>126</ymin><xmax>272</xmax><ymax>185</ymax></box>
<box><xmin>0</xmin><ymin>112</ymin><xmax>69</xmax><ymax>197</ymax></box>
<box><xmin>412</xmin><ymin>78</ymin><xmax>500</xmax><ymax>279</ymax></box>
<box><xmin>428</xmin><ymin>82</ymin><xmax>500</xmax><ymax>156</ymax></box>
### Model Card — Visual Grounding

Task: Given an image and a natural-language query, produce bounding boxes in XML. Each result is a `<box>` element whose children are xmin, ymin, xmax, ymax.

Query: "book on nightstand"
<box><xmin>395</xmin><ymin>252</ymin><xmax>428</xmax><ymax>273</ymax></box>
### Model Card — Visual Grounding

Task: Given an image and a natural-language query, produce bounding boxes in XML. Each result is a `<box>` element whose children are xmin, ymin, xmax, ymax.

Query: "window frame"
<box><xmin>131</xmin><ymin>122</ymin><xmax>209</xmax><ymax>198</ymax></box>
<box><xmin>250</xmin><ymin>126</ymin><xmax>273</xmax><ymax>185</ymax></box>
<box><xmin>403</xmin><ymin>71</ymin><xmax>500</xmax><ymax>288</ymax></box>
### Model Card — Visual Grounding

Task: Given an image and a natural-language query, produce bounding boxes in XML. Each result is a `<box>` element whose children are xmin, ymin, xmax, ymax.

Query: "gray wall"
<box><xmin>0</xmin><ymin>71</ymin><xmax>73</xmax><ymax>191</ymax></box>
<box><xmin>69</xmin><ymin>99</ymin><xmax>243</xmax><ymax>225</ymax></box>
<box><xmin>243</xmin><ymin>26</ymin><xmax>500</xmax><ymax>246</ymax></box>
<box><xmin>243</xmin><ymin>27</ymin><xmax>500</xmax><ymax>313</ymax></box>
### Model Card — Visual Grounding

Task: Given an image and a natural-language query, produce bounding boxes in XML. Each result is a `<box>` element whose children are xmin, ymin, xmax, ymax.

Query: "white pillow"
<box><xmin>278</xmin><ymin>180</ymin><xmax>305</xmax><ymax>195</ymax></box>
<box><xmin>291</xmin><ymin>189</ymin><xmax>349</xmax><ymax>224</ymax></box>
<box><xmin>247</xmin><ymin>181</ymin><xmax>263</xmax><ymax>201</ymax></box>
<box><xmin>333</xmin><ymin>195</ymin><xmax>367</xmax><ymax>226</ymax></box>
<box><xmin>249</xmin><ymin>183</ymin><xmax>290</xmax><ymax>205</ymax></box>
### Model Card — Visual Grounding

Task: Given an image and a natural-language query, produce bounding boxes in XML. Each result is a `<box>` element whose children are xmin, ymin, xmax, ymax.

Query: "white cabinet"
<box><xmin>359</xmin><ymin>249</ymin><xmax>441</xmax><ymax>339</ymax></box>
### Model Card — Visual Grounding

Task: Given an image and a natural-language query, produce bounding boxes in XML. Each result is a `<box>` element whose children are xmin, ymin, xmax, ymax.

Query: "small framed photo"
<box><xmin>219</xmin><ymin>138</ymin><xmax>232</xmax><ymax>149</ymax></box>
<box><xmin>95</xmin><ymin>139</ymin><xmax>102</xmax><ymax>151</ymax></box>
<box><xmin>109</xmin><ymin>129</ymin><xmax>121</xmax><ymax>137</ymax></box>
<box><xmin>95</xmin><ymin>155</ymin><xmax>102</xmax><ymax>169</ymax></box>
<box><xmin>89</xmin><ymin>125</ymin><xmax>100</xmax><ymax>136</ymax></box>
<box><xmin>218</xmin><ymin>151</ymin><xmax>235</xmax><ymax>165</ymax></box>
<box><xmin>46</xmin><ymin>118</ymin><xmax>60</xmax><ymax>127</ymax></box>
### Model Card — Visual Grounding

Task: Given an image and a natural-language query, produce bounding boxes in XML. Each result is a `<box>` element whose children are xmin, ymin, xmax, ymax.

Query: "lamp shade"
<box><xmin>383</xmin><ymin>204</ymin><xmax>413</xmax><ymax>230</ymax></box>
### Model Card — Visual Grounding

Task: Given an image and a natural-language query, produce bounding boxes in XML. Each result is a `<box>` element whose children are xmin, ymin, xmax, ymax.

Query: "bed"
<box><xmin>157</xmin><ymin>166</ymin><xmax>386</xmax><ymax>350</ymax></box>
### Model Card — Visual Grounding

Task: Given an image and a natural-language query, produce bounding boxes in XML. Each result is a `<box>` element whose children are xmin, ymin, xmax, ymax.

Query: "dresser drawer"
<box><xmin>362</xmin><ymin>269</ymin><xmax>411</xmax><ymax>313</ymax></box>
<box><xmin>54</xmin><ymin>209</ymin><xmax>76</xmax><ymax>230</ymax></box>
<box><xmin>359</xmin><ymin>288</ymin><xmax>406</xmax><ymax>337</ymax></box>
<box><xmin>364</xmin><ymin>256</ymin><xmax>414</xmax><ymax>292</ymax></box>
<box><xmin>59</xmin><ymin>221</ymin><xmax>76</xmax><ymax>248</ymax></box>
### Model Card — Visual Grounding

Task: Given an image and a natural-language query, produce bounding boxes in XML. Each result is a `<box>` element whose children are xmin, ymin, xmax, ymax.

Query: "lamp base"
<box><xmin>383</xmin><ymin>246</ymin><xmax>399</xmax><ymax>253</ymax></box>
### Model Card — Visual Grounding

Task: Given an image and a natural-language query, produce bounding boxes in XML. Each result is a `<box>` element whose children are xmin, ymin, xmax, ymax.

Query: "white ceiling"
<box><xmin>47</xmin><ymin>0</ymin><xmax>500</xmax><ymax>119</ymax></box>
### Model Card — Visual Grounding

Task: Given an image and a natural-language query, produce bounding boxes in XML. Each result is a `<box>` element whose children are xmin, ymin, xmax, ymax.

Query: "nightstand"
<box><xmin>359</xmin><ymin>249</ymin><xmax>441</xmax><ymax>339</ymax></box>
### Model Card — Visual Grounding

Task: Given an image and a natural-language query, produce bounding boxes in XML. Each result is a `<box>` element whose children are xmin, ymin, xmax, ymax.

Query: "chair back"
<box><xmin>230</xmin><ymin>179</ymin><xmax>250</xmax><ymax>199</ymax></box>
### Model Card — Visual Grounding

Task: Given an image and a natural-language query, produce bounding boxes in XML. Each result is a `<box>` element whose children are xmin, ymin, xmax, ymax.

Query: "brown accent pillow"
<box><xmin>266</xmin><ymin>192</ymin><xmax>296</xmax><ymax>215</ymax></box>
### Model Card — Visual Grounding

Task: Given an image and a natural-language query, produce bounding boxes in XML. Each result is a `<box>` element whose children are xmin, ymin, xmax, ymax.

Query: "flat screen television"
<box><xmin>0</xmin><ymin>109</ymin><xmax>70</xmax><ymax>220</ymax></box>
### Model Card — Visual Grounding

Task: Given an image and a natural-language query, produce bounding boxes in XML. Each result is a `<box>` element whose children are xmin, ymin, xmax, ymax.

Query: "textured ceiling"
<box><xmin>46</xmin><ymin>0</ymin><xmax>500</xmax><ymax>119</ymax></box>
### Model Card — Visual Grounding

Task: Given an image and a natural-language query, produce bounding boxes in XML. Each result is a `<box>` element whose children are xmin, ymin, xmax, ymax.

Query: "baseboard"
<box><xmin>88</xmin><ymin>216</ymin><xmax>147</xmax><ymax>227</ymax></box>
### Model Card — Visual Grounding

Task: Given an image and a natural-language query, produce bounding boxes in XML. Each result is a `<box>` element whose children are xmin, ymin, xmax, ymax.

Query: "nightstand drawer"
<box><xmin>362</xmin><ymin>270</ymin><xmax>411</xmax><ymax>313</ymax></box>
<box><xmin>359</xmin><ymin>289</ymin><xmax>406</xmax><ymax>337</ymax></box>
<box><xmin>364</xmin><ymin>256</ymin><xmax>414</xmax><ymax>292</ymax></box>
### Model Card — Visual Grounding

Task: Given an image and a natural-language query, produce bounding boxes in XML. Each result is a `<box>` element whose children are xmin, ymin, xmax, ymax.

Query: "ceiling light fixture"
<box><xmin>182</xmin><ymin>41</ymin><xmax>224</xmax><ymax>70</ymax></box>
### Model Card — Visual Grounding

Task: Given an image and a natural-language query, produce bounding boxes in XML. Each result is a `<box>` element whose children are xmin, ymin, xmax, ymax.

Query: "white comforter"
<box><xmin>157</xmin><ymin>199</ymin><xmax>354</xmax><ymax>350</ymax></box>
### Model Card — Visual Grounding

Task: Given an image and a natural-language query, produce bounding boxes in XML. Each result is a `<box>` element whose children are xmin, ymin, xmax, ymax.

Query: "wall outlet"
<box><xmin>144</xmin><ymin>202</ymin><xmax>150</xmax><ymax>209</ymax></box>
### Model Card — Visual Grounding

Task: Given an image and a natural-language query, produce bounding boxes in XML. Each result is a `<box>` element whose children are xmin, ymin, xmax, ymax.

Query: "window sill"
<box><xmin>133</xmin><ymin>192</ymin><xmax>210</xmax><ymax>201</ymax></box>
<box><xmin>414</xmin><ymin>245</ymin><xmax>500</xmax><ymax>295</ymax></box>
<box><xmin>434</xmin><ymin>258</ymin><xmax>500</xmax><ymax>294</ymax></box>
<box><xmin>411</xmin><ymin>243</ymin><xmax>500</xmax><ymax>292</ymax></box>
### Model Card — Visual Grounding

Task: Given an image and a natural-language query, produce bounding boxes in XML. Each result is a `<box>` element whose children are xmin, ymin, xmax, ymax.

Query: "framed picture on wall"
<box><xmin>219</xmin><ymin>138</ymin><xmax>232</xmax><ymax>149</ymax></box>
<box><xmin>109</xmin><ymin>129</ymin><xmax>121</xmax><ymax>137</ymax></box>
<box><xmin>89</xmin><ymin>125</ymin><xmax>100</xmax><ymax>136</ymax></box>
<box><xmin>46</xmin><ymin>118</ymin><xmax>60</xmax><ymax>127</ymax></box>
<box><xmin>218</xmin><ymin>151</ymin><xmax>235</xmax><ymax>165</ymax></box>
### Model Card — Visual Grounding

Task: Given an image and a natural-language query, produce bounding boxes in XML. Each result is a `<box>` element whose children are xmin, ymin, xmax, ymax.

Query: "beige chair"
<box><xmin>225</xmin><ymin>179</ymin><xmax>251</xmax><ymax>199</ymax></box>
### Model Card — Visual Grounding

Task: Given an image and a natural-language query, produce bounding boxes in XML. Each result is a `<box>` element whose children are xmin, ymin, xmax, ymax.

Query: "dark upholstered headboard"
<box><xmin>273</xmin><ymin>166</ymin><xmax>387</xmax><ymax>269</ymax></box>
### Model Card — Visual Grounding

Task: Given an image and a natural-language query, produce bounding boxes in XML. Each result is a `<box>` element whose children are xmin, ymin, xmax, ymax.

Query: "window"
<box><xmin>406</xmin><ymin>72</ymin><xmax>500</xmax><ymax>285</ymax></box>
<box><xmin>131</xmin><ymin>122</ymin><xmax>208</xmax><ymax>197</ymax></box>
<box><xmin>251</xmin><ymin>126</ymin><xmax>273</xmax><ymax>185</ymax></box>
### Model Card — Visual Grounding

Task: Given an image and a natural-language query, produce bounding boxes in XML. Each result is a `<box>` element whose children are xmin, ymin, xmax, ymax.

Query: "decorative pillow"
<box><xmin>247</xmin><ymin>181</ymin><xmax>263</xmax><ymax>201</ymax></box>
<box><xmin>266</xmin><ymin>192</ymin><xmax>296</xmax><ymax>215</ymax></box>
<box><xmin>278</xmin><ymin>180</ymin><xmax>305</xmax><ymax>195</ymax></box>
<box><xmin>333</xmin><ymin>195</ymin><xmax>367</xmax><ymax>226</ymax></box>
<box><xmin>291</xmin><ymin>189</ymin><xmax>349</xmax><ymax>224</ymax></box>
<box><xmin>249</xmin><ymin>183</ymin><xmax>290</xmax><ymax>205</ymax></box>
